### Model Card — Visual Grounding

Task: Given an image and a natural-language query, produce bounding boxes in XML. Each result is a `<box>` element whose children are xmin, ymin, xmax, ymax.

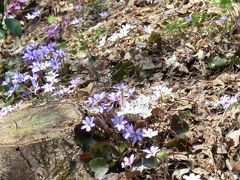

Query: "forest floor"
<box><xmin>1</xmin><ymin>0</ymin><xmax>240</xmax><ymax>179</ymax></box>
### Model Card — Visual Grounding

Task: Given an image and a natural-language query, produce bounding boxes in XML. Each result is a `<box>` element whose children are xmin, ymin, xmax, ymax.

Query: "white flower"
<box><xmin>121</xmin><ymin>24</ymin><xmax>134</xmax><ymax>32</ymax></box>
<box><xmin>143</xmin><ymin>25</ymin><xmax>153</xmax><ymax>34</ymax></box>
<box><xmin>121</xmin><ymin>154</ymin><xmax>135</xmax><ymax>168</ymax></box>
<box><xmin>42</xmin><ymin>83</ymin><xmax>55</xmax><ymax>93</ymax></box>
<box><xmin>45</xmin><ymin>71</ymin><xmax>59</xmax><ymax>84</ymax></box>
<box><xmin>139</xmin><ymin>106</ymin><xmax>152</xmax><ymax>118</ymax></box>
<box><xmin>152</xmin><ymin>85</ymin><xmax>172</xmax><ymax>99</ymax></box>
<box><xmin>98</xmin><ymin>36</ymin><xmax>106</xmax><ymax>47</ymax></box>
<box><xmin>183</xmin><ymin>173</ymin><xmax>201</xmax><ymax>180</ymax></box>
<box><xmin>143</xmin><ymin>146</ymin><xmax>160</xmax><ymax>159</ymax></box>
<box><xmin>25</xmin><ymin>10</ymin><xmax>41</xmax><ymax>20</ymax></box>
<box><xmin>81</xmin><ymin>116</ymin><xmax>95</xmax><ymax>132</ymax></box>
<box><xmin>70</xmin><ymin>19</ymin><xmax>79</xmax><ymax>25</ymax></box>
<box><xmin>142</xmin><ymin>128</ymin><xmax>158</xmax><ymax>138</ymax></box>
<box><xmin>108</xmin><ymin>33</ymin><xmax>119</xmax><ymax>42</ymax></box>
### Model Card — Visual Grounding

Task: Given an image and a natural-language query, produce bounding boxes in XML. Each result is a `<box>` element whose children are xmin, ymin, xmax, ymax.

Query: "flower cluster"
<box><xmin>1</xmin><ymin>42</ymin><xmax>66</xmax><ymax>97</ymax></box>
<box><xmin>83</xmin><ymin>83</ymin><xmax>135</xmax><ymax>114</ymax></box>
<box><xmin>108</xmin><ymin>24</ymin><xmax>135</xmax><ymax>42</ymax></box>
<box><xmin>4</xmin><ymin>0</ymin><xmax>28</xmax><ymax>17</ymax></box>
<box><xmin>51</xmin><ymin>76</ymin><xmax>81</xmax><ymax>97</ymax></box>
<box><xmin>219</xmin><ymin>94</ymin><xmax>238</xmax><ymax>110</ymax></box>
<box><xmin>43</xmin><ymin>20</ymin><xmax>68</xmax><ymax>42</ymax></box>
<box><xmin>80</xmin><ymin>82</ymin><xmax>173</xmax><ymax>171</ymax></box>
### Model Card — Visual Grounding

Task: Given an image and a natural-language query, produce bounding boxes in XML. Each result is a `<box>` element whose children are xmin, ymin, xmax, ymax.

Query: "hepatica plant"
<box><xmin>76</xmin><ymin>83</ymin><xmax>172</xmax><ymax>179</ymax></box>
<box><xmin>0</xmin><ymin>41</ymin><xmax>80</xmax><ymax>110</ymax></box>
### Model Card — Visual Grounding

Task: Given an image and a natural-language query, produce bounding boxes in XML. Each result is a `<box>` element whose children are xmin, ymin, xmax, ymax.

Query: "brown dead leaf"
<box><xmin>226</xmin><ymin>129</ymin><xmax>240</xmax><ymax>148</ymax></box>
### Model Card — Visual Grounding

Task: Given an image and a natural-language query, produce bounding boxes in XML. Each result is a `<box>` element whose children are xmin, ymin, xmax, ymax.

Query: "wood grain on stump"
<box><xmin>0</xmin><ymin>103</ymin><xmax>93</xmax><ymax>180</ymax></box>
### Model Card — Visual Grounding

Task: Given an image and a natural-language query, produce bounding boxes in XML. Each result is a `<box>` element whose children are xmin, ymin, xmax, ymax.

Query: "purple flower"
<box><xmin>93</xmin><ymin>92</ymin><xmax>107</xmax><ymax>102</ymax></box>
<box><xmin>70</xmin><ymin>19</ymin><xmax>80</xmax><ymax>25</ymax></box>
<box><xmin>12</xmin><ymin>71</ymin><xmax>24</xmax><ymax>84</ymax></box>
<box><xmin>74</xmin><ymin>3</ymin><xmax>82</xmax><ymax>10</ymax></box>
<box><xmin>21</xmin><ymin>90</ymin><xmax>29</xmax><ymax>97</ymax></box>
<box><xmin>81</xmin><ymin>116</ymin><xmax>95</xmax><ymax>132</ymax></box>
<box><xmin>237</xmin><ymin>19</ymin><xmax>240</xmax><ymax>26</ymax></box>
<box><xmin>122</xmin><ymin>123</ymin><xmax>134</xmax><ymax>139</ymax></box>
<box><xmin>124</xmin><ymin>87</ymin><xmax>135</xmax><ymax>99</ymax></box>
<box><xmin>220</xmin><ymin>95</ymin><xmax>238</xmax><ymax>110</ymax></box>
<box><xmin>69</xmin><ymin>77</ymin><xmax>81</xmax><ymax>88</ymax></box>
<box><xmin>121</xmin><ymin>154</ymin><xmax>135</xmax><ymax>168</ymax></box>
<box><xmin>217</xmin><ymin>16</ymin><xmax>227</xmax><ymax>23</ymax></box>
<box><xmin>1</xmin><ymin>76</ymin><xmax>10</xmax><ymax>86</ymax></box>
<box><xmin>92</xmin><ymin>105</ymin><xmax>105</xmax><ymax>114</ymax></box>
<box><xmin>112</xmin><ymin>115</ymin><xmax>128</xmax><ymax>131</ymax></box>
<box><xmin>99</xmin><ymin>12</ymin><xmax>109</xmax><ymax>18</ymax></box>
<box><xmin>39</xmin><ymin>46</ymin><xmax>50</xmax><ymax>57</ymax></box>
<box><xmin>143</xmin><ymin>146</ymin><xmax>160</xmax><ymax>159</ymax></box>
<box><xmin>115</xmin><ymin>82</ymin><xmax>127</xmax><ymax>91</ymax></box>
<box><xmin>131</xmin><ymin>128</ymin><xmax>143</xmax><ymax>145</ymax></box>
<box><xmin>49</xmin><ymin>58</ymin><xmax>61</xmax><ymax>70</ymax></box>
<box><xmin>54</xmin><ymin>49</ymin><xmax>66</xmax><ymax>59</ymax></box>
<box><xmin>185</xmin><ymin>14</ymin><xmax>192</xmax><ymax>22</ymax></box>
<box><xmin>30</xmin><ymin>61</ymin><xmax>47</xmax><ymax>72</ymax></box>
<box><xmin>108</xmin><ymin>91</ymin><xmax>121</xmax><ymax>102</ymax></box>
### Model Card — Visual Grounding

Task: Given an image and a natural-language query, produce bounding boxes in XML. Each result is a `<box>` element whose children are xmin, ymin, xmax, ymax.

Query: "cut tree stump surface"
<box><xmin>0</xmin><ymin>103</ymin><xmax>94</xmax><ymax>180</ymax></box>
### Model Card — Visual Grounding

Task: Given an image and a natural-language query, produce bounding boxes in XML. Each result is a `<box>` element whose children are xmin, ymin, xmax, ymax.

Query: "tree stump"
<box><xmin>0</xmin><ymin>102</ymin><xmax>93</xmax><ymax>180</ymax></box>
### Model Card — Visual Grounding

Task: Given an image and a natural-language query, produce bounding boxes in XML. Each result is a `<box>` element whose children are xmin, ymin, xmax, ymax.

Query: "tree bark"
<box><xmin>0</xmin><ymin>102</ymin><xmax>94</xmax><ymax>180</ymax></box>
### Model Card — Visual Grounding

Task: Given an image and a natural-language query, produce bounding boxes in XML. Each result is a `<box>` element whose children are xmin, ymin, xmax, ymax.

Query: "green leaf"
<box><xmin>213</xmin><ymin>0</ymin><xmax>231</xmax><ymax>6</ymax></box>
<box><xmin>0</xmin><ymin>0</ymin><xmax>4</xmax><ymax>14</ymax></box>
<box><xmin>118</xmin><ymin>141</ymin><xmax>127</xmax><ymax>153</ymax></box>
<box><xmin>5</xmin><ymin>18</ymin><xmax>22</xmax><ymax>37</ymax></box>
<box><xmin>209</xmin><ymin>56</ymin><xmax>228</xmax><ymax>69</ymax></box>
<box><xmin>156</xmin><ymin>151</ymin><xmax>168</xmax><ymax>158</ymax></box>
<box><xmin>89</xmin><ymin>157</ymin><xmax>109</xmax><ymax>179</ymax></box>
<box><xmin>132</xmin><ymin>159</ymin><xmax>158</xmax><ymax>172</ymax></box>
<box><xmin>5</xmin><ymin>95</ymin><xmax>15</xmax><ymax>106</ymax></box>
<box><xmin>48</xmin><ymin>16</ymin><xmax>57</xmax><ymax>24</ymax></box>
<box><xmin>0</xmin><ymin>27</ymin><xmax>6</xmax><ymax>39</ymax></box>
<box><xmin>90</xmin><ymin>142</ymin><xmax>113</xmax><ymax>161</ymax></box>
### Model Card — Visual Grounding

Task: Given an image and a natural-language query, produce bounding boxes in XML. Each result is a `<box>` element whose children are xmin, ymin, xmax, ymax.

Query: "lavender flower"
<box><xmin>12</xmin><ymin>71</ymin><xmax>25</xmax><ymax>84</ymax></box>
<box><xmin>131</xmin><ymin>128</ymin><xmax>143</xmax><ymax>145</ymax></box>
<box><xmin>54</xmin><ymin>49</ymin><xmax>66</xmax><ymax>59</ymax></box>
<box><xmin>121</xmin><ymin>154</ymin><xmax>135</xmax><ymax>168</ymax></box>
<box><xmin>49</xmin><ymin>58</ymin><xmax>61</xmax><ymax>70</ymax></box>
<box><xmin>70</xmin><ymin>19</ymin><xmax>80</xmax><ymax>25</ymax></box>
<box><xmin>217</xmin><ymin>16</ymin><xmax>227</xmax><ymax>23</ymax></box>
<box><xmin>99</xmin><ymin>12</ymin><xmax>109</xmax><ymax>18</ymax></box>
<box><xmin>1</xmin><ymin>76</ymin><xmax>10</xmax><ymax>86</ymax></box>
<box><xmin>185</xmin><ymin>14</ymin><xmax>192</xmax><ymax>22</ymax></box>
<box><xmin>108</xmin><ymin>91</ymin><xmax>121</xmax><ymax>102</ymax></box>
<box><xmin>143</xmin><ymin>146</ymin><xmax>160</xmax><ymax>159</ymax></box>
<box><xmin>122</xmin><ymin>123</ymin><xmax>134</xmax><ymax>139</ymax></box>
<box><xmin>81</xmin><ymin>116</ymin><xmax>95</xmax><ymax>132</ymax></box>
<box><xmin>74</xmin><ymin>3</ymin><xmax>82</xmax><ymax>10</ymax></box>
<box><xmin>220</xmin><ymin>95</ymin><xmax>238</xmax><ymax>110</ymax></box>
<box><xmin>112</xmin><ymin>115</ymin><xmax>128</xmax><ymax>131</ymax></box>
<box><xmin>237</xmin><ymin>19</ymin><xmax>240</xmax><ymax>26</ymax></box>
